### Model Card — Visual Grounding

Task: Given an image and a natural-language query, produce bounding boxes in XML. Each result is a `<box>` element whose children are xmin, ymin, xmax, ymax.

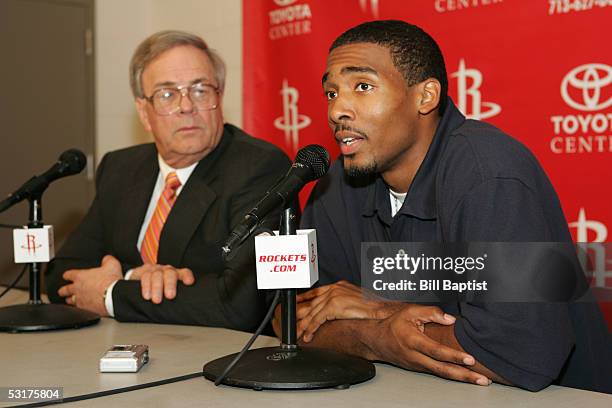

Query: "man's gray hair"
<box><xmin>129</xmin><ymin>30</ymin><xmax>226</xmax><ymax>98</ymax></box>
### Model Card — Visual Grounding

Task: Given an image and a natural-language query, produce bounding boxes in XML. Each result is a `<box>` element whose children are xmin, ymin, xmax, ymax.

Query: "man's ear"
<box><xmin>135</xmin><ymin>98</ymin><xmax>153</xmax><ymax>132</ymax></box>
<box><xmin>418</xmin><ymin>79</ymin><xmax>441</xmax><ymax>115</ymax></box>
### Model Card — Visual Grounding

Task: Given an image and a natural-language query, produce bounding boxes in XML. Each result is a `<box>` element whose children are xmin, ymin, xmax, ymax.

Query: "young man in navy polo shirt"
<box><xmin>290</xmin><ymin>20</ymin><xmax>611</xmax><ymax>393</ymax></box>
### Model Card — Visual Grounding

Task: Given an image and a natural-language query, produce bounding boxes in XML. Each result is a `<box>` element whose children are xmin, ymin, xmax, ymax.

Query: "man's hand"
<box><xmin>58</xmin><ymin>255</ymin><xmax>122</xmax><ymax>316</ymax></box>
<box><xmin>272</xmin><ymin>281</ymin><xmax>388</xmax><ymax>339</ymax></box>
<box><xmin>296</xmin><ymin>281</ymin><xmax>445</xmax><ymax>342</ymax></box>
<box><xmin>290</xmin><ymin>281</ymin><xmax>492</xmax><ymax>386</ymax></box>
<box><xmin>367</xmin><ymin>305</ymin><xmax>491</xmax><ymax>386</ymax></box>
<box><xmin>129</xmin><ymin>264</ymin><xmax>195</xmax><ymax>304</ymax></box>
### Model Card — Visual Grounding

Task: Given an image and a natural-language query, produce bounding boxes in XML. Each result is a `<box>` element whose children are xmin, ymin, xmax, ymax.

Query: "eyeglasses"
<box><xmin>143</xmin><ymin>82</ymin><xmax>220</xmax><ymax>116</ymax></box>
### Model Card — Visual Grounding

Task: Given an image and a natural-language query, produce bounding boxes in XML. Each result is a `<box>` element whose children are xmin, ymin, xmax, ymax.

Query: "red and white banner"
<box><xmin>243</xmin><ymin>1</ymin><xmax>611</xmax><ymax>319</ymax></box>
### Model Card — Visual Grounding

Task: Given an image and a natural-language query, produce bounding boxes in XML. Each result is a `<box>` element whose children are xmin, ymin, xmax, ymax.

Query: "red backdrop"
<box><xmin>242</xmin><ymin>0</ymin><xmax>612</xmax><ymax>323</ymax></box>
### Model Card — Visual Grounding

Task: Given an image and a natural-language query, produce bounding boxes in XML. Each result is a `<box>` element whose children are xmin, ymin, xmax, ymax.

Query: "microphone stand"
<box><xmin>0</xmin><ymin>193</ymin><xmax>100</xmax><ymax>332</ymax></box>
<box><xmin>203</xmin><ymin>206</ymin><xmax>375</xmax><ymax>390</ymax></box>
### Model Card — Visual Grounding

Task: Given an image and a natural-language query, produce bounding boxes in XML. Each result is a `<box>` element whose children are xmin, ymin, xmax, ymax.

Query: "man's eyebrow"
<box><xmin>322</xmin><ymin>66</ymin><xmax>379</xmax><ymax>86</ymax></box>
<box><xmin>152</xmin><ymin>77</ymin><xmax>209</xmax><ymax>89</ymax></box>
<box><xmin>341</xmin><ymin>66</ymin><xmax>378</xmax><ymax>76</ymax></box>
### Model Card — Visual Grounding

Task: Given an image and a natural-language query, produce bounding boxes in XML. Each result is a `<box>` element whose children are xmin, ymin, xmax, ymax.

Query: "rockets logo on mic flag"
<box><xmin>242</xmin><ymin>0</ymin><xmax>612</xmax><ymax>318</ymax></box>
<box><xmin>13</xmin><ymin>226</ymin><xmax>55</xmax><ymax>263</ymax></box>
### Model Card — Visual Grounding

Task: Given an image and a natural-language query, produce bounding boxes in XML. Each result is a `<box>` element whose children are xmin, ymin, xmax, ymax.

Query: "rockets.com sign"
<box><xmin>255</xmin><ymin>229</ymin><xmax>318</xmax><ymax>289</ymax></box>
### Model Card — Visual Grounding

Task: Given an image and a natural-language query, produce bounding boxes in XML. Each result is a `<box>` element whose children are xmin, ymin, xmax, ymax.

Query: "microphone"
<box><xmin>222</xmin><ymin>144</ymin><xmax>330</xmax><ymax>257</ymax></box>
<box><xmin>0</xmin><ymin>149</ymin><xmax>87</xmax><ymax>213</ymax></box>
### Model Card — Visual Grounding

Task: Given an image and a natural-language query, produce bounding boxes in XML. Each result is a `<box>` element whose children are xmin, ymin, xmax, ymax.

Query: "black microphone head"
<box><xmin>295</xmin><ymin>144</ymin><xmax>330</xmax><ymax>181</ymax></box>
<box><xmin>58</xmin><ymin>149</ymin><xmax>87</xmax><ymax>175</ymax></box>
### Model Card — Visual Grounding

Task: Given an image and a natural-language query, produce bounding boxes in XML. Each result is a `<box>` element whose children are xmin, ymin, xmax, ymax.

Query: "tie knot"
<box><xmin>165</xmin><ymin>172</ymin><xmax>181</xmax><ymax>191</ymax></box>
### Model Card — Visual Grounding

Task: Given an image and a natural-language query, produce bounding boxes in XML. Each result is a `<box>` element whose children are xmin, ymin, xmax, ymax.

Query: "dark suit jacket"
<box><xmin>46</xmin><ymin>124</ymin><xmax>291</xmax><ymax>331</ymax></box>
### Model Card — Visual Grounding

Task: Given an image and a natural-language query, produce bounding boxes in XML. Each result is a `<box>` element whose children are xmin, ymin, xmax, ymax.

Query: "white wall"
<box><xmin>150</xmin><ymin>0</ymin><xmax>243</xmax><ymax>126</ymax></box>
<box><xmin>95</xmin><ymin>0</ymin><xmax>242</xmax><ymax>163</ymax></box>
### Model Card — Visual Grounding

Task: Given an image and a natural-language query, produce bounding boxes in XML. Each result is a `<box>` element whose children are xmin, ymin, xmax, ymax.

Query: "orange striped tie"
<box><xmin>140</xmin><ymin>172</ymin><xmax>181</xmax><ymax>264</ymax></box>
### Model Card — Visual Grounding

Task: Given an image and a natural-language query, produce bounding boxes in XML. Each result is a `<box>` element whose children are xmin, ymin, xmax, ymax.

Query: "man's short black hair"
<box><xmin>331</xmin><ymin>20</ymin><xmax>448</xmax><ymax>113</ymax></box>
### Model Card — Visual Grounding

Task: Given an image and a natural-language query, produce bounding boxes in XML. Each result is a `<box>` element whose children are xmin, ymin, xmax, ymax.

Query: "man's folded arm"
<box><xmin>302</xmin><ymin>312</ymin><xmax>509</xmax><ymax>385</ymax></box>
<box><xmin>111</xmin><ymin>257</ymin><xmax>268</xmax><ymax>330</ymax></box>
<box><xmin>453</xmin><ymin>303</ymin><xmax>572</xmax><ymax>391</ymax></box>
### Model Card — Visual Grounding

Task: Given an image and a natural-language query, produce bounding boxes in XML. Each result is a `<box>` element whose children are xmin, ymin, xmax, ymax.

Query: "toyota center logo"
<box><xmin>273</xmin><ymin>0</ymin><xmax>297</xmax><ymax>5</ymax></box>
<box><xmin>549</xmin><ymin>62</ymin><xmax>612</xmax><ymax>154</ymax></box>
<box><xmin>561</xmin><ymin>63</ymin><xmax>612</xmax><ymax>111</ymax></box>
<box><xmin>269</xmin><ymin>0</ymin><xmax>312</xmax><ymax>40</ymax></box>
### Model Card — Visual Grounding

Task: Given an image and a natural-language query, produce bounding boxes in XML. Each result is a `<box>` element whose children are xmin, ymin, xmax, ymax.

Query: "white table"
<box><xmin>0</xmin><ymin>289</ymin><xmax>610</xmax><ymax>407</ymax></box>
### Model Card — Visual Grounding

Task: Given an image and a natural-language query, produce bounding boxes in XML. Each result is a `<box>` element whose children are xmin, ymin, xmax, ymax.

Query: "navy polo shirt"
<box><xmin>301</xmin><ymin>98</ymin><xmax>612</xmax><ymax>393</ymax></box>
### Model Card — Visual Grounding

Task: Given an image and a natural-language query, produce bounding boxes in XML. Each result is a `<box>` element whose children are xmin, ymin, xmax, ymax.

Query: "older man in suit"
<box><xmin>45</xmin><ymin>31</ymin><xmax>290</xmax><ymax>330</ymax></box>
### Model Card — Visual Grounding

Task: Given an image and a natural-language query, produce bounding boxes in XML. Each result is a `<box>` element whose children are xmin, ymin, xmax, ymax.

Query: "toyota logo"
<box><xmin>561</xmin><ymin>63</ymin><xmax>612</xmax><ymax>112</ymax></box>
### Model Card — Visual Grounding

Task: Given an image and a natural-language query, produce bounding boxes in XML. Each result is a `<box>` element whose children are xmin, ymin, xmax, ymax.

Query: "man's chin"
<box><xmin>343</xmin><ymin>157</ymin><xmax>377</xmax><ymax>178</ymax></box>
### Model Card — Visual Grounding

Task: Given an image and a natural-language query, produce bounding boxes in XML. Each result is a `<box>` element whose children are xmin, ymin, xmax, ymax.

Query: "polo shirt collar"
<box><xmin>362</xmin><ymin>97</ymin><xmax>466</xmax><ymax>222</ymax></box>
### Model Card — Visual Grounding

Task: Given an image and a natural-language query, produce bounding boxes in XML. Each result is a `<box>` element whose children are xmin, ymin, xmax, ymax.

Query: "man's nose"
<box><xmin>329</xmin><ymin>94</ymin><xmax>355</xmax><ymax>124</ymax></box>
<box><xmin>179</xmin><ymin>89</ymin><xmax>196</xmax><ymax>114</ymax></box>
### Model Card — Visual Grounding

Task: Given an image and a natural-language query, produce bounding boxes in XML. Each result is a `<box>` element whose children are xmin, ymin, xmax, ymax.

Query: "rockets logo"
<box><xmin>274</xmin><ymin>79</ymin><xmax>311</xmax><ymax>153</ymax></box>
<box><xmin>452</xmin><ymin>59</ymin><xmax>501</xmax><ymax>120</ymax></box>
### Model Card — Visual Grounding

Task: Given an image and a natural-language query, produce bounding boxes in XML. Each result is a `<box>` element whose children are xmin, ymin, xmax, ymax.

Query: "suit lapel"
<box><xmin>157</xmin><ymin>170</ymin><xmax>217</xmax><ymax>267</ymax></box>
<box><xmin>116</xmin><ymin>148</ymin><xmax>159</xmax><ymax>265</ymax></box>
<box><xmin>156</xmin><ymin>128</ymin><xmax>232</xmax><ymax>266</ymax></box>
